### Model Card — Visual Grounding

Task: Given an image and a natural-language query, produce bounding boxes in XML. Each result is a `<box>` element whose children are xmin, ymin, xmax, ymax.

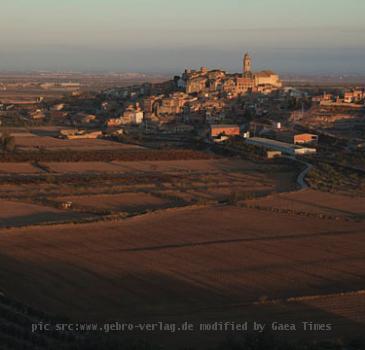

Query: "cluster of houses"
<box><xmin>313</xmin><ymin>89</ymin><xmax>365</xmax><ymax>107</ymax></box>
<box><xmin>132</xmin><ymin>54</ymin><xmax>284</xmax><ymax>130</ymax></box>
<box><xmin>106</xmin><ymin>103</ymin><xmax>144</xmax><ymax>127</ymax></box>
<box><xmin>208</xmin><ymin>123</ymin><xmax>318</xmax><ymax>157</ymax></box>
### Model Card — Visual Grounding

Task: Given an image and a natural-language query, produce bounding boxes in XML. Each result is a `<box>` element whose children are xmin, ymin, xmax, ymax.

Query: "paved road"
<box><xmin>296</xmin><ymin>161</ymin><xmax>313</xmax><ymax>189</ymax></box>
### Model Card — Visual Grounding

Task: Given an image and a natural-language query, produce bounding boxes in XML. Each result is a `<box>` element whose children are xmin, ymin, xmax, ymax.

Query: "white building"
<box><xmin>122</xmin><ymin>104</ymin><xmax>144</xmax><ymax>125</ymax></box>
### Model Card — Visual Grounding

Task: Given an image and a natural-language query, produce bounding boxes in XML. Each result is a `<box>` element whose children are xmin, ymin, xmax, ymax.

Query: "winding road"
<box><xmin>296</xmin><ymin>160</ymin><xmax>313</xmax><ymax>189</ymax></box>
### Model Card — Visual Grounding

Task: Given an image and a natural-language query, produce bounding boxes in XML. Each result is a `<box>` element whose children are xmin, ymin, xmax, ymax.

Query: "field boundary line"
<box><xmin>0</xmin><ymin>202</ymin><xmax>217</xmax><ymax>232</ymax></box>
<box><xmin>254</xmin><ymin>289</ymin><xmax>365</xmax><ymax>306</ymax></box>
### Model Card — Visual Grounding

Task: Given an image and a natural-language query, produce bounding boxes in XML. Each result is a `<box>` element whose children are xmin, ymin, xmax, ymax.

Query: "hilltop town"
<box><xmin>105</xmin><ymin>53</ymin><xmax>283</xmax><ymax>132</ymax></box>
<box><xmin>1</xmin><ymin>52</ymin><xmax>364</xmax><ymax>164</ymax></box>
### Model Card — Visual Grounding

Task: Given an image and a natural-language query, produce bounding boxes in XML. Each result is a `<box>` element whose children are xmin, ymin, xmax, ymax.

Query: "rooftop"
<box><xmin>211</xmin><ymin>124</ymin><xmax>240</xmax><ymax>129</ymax></box>
<box><xmin>247</xmin><ymin>137</ymin><xmax>302</xmax><ymax>149</ymax></box>
<box><xmin>255</xmin><ymin>70</ymin><xmax>276</xmax><ymax>77</ymax></box>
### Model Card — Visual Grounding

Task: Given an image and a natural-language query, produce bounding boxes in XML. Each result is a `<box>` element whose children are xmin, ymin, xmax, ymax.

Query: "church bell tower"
<box><xmin>243</xmin><ymin>53</ymin><xmax>252</xmax><ymax>75</ymax></box>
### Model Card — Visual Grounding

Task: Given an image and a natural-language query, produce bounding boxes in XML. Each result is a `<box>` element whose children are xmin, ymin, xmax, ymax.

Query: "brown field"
<box><xmin>0</xmin><ymin>205</ymin><xmax>364</xmax><ymax>344</ymax></box>
<box><xmin>0</xmin><ymin>150</ymin><xmax>364</xmax><ymax>346</ymax></box>
<box><xmin>0</xmin><ymin>162</ymin><xmax>40</xmax><ymax>174</ymax></box>
<box><xmin>13</xmin><ymin>134</ymin><xmax>143</xmax><ymax>151</ymax></box>
<box><xmin>44</xmin><ymin>159</ymin><xmax>275</xmax><ymax>175</ymax></box>
<box><xmin>54</xmin><ymin>192</ymin><xmax>175</xmax><ymax>213</ymax></box>
<box><xmin>0</xmin><ymin>90</ymin><xmax>66</xmax><ymax>103</ymax></box>
<box><xmin>45</xmin><ymin>161</ymin><xmax>131</xmax><ymax>173</ymax></box>
<box><xmin>0</xmin><ymin>199</ymin><xmax>86</xmax><ymax>227</ymax></box>
<box><xmin>244</xmin><ymin>189</ymin><xmax>365</xmax><ymax>219</ymax></box>
<box><xmin>0</xmin><ymin>159</ymin><xmax>302</xmax><ymax>225</ymax></box>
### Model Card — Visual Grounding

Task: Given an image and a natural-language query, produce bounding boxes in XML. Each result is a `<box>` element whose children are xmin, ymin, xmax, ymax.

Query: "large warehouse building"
<box><xmin>245</xmin><ymin>137</ymin><xmax>317</xmax><ymax>156</ymax></box>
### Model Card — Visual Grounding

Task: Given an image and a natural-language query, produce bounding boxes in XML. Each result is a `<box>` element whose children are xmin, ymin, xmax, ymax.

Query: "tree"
<box><xmin>0</xmin><ymin>130</ymin><xmax>16</xmax><ymax>153</ymax></box>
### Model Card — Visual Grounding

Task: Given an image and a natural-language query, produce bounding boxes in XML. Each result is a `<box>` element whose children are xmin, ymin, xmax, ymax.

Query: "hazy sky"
<box><xmin>1</xmin><ymin>0</ymin><xmax>364</xmax><ymax>74</ymax></box>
